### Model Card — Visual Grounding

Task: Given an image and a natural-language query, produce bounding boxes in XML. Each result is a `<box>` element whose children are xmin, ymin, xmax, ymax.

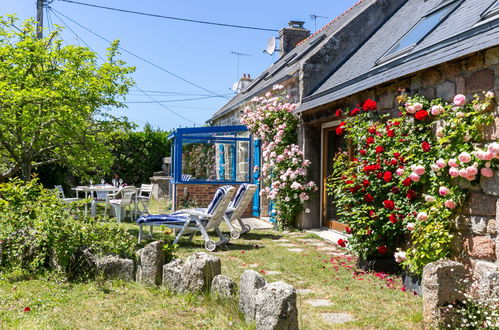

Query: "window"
<box><xmin>382</xmin><ymin>0</ymin><xmax>461</xmax><ymax>59</ymax></box>
<box><xmin>481</xmin><ymin>0</ymin><xmax>499</xmax><ymax>20</ymax></box>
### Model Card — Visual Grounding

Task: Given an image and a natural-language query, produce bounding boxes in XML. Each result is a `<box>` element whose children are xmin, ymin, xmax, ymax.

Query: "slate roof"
<box><xmin>298</xmin><ymin>0</ymin><xmax>499</xmax><ymax>112</ymax></box>
<box><xmin>209</xmin><ymin>0</ymin><xmax>373</xmax><ymax>122</ymax></box>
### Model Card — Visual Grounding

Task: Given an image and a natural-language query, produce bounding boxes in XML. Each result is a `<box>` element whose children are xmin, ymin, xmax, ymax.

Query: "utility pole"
<box><xmin>36</xmin><ymin>0</ymin><xmax>44</xmax><ymax>39</ymax></box>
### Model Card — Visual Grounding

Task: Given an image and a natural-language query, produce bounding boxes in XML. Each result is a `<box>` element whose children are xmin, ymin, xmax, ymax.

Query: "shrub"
<box><xmin>0</xmin><ymin>178</ymin><xmax>136</xmax><ymax>277</ymax></box>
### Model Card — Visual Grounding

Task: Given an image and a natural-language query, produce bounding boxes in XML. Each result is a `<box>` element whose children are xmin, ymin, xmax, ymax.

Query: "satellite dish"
<box><xmin>264</xmin><ymin>37</ymin><xmax>276</xmax><ymax>55</ymax></box>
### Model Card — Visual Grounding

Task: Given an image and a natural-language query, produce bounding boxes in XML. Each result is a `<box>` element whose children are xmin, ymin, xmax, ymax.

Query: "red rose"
<box><xmin>369</xmin><ymin>210</ymin><xmax>376</xmax><ymax>217</ymax></box>
<box><xmin>377</xmin><ymin>246</ymin><xmax>388</xmax><ymax>254</ymax></box>
<box><xmin>406</xmin><ymin>189</ymin><xmax>417</xmax><ymax>200</ymax></box>
<box><xmin>363</xmin><ymin>98</ymin><xmax>377</xmax><ymax>111</ymax></box>
<box><xmin>364</xmin><ymin>193</ymin><xmax>374</xmax><ymax>202</ymax></box>
<box><xmin>359</xmin><ymin>149</ymin><xmax>367</xmax><ymax>156</ymax></box>
<box><xmin>393</xmin><ymin>152</ymin><xmax>400</xmax><ymax>158</ymax></box>
<box><xmin>389</xmin><ymin>214</ymin><xmax>398</xmax><ymax>224</ymax></box>
<box><xmin>383</xmin><ymin>200</ymin><xmax>395</xmax><ymax>210</ymax></box>
<box><xmin>345</xmin><ymin>180</ymin><xmax>354</xmax><ymax>184</ymax></box>
<box><xmin>393</xmin><ymin>121</ymin><xmax>401</xmax><ymax>126</ymax></box>
<box><xmin>383</xmin><ymin>171</ymin><xmax>392</xmax><ymax>183</ymax></box>
<box><xmin>414</xmin><ymin>110</ymin><xmax>429</xmax><ymax>121</ymax></box>
<box><xmin>335</xmin><ymin>109</ymin><xmax>342</xmax><ymax>117</ymax></box>
<box><xmin>368</xmin><ymin>126</ymin><xmax>377</xmax><ymax>134</ymax></box>
<box><xmin>387</xmin><ymin>129</ymin><xmax>395</xmax><ymax>137</ymax></box>
<box><xmin>391</xmin><ymin>187</ymin><xmax>400</xmax><ymax>194</ymax></box>
<box><xmin>363</xmin><ymin>164</ymin><xmax>380</xmax><ymax>172</ymax></box>
<box><xmin>350</xmin><ymin>108</ymin><xmax>361</xmax><ymax>116</ymax></box>
<box><xmin>366</xmin><ymin>137</ymin><xmax>375</xmax><ymax>145</ymax></box>
<box><xmin>421</xmin><ymin>141</ymin><xmax>431</xmax><ymax>152</ymax></box>
<box><xmin>390</xmin><ymin>158</ymin><xmax>398</xmax><ymax>165</ymax></box>
<box><xmin>337</xmin><ymin>238</ymin><xmax>348</xmax><ymax>247</ymax></box>
<box><xmin>377</xmin><ymin>172</ymin><xmax>383</xmax><ymax>179</ymax></box>
<box><xmin>363</xmin><ymin>179</ymin><xmax>370</xmax><ymax>187</ymax></box>
<box><xmin>402</xmin><ymin>178</ymin><xmax>411</xmax><ymax>187</ymax></box>
<box><xmin>336</xmin><ymin>126</ymin><xmax>344</xmax><ymax>135</ymax></box>
<box><xmin>375</xmin><ymin>146</ymin><xmax>384</xmax><ymax>153</ymax></box>
<box><xmin>345</xmin><ymin>226</ymin><xmax>352</xmax><ymax>234</ymax></box>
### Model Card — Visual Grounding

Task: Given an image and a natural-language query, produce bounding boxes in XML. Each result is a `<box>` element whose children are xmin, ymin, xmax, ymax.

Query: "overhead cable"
<box><xmin>49</xmin><ymin>6</ymin><xmax>230</xmax><ymax>100</ymax></box>
<box><xmin>56</xmin><ymin>0</ymin><xmax>279</xmax><ymax>32</ymax></box>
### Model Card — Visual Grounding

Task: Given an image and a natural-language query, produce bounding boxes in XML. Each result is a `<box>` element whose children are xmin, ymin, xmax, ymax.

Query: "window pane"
<box><xmin>386</xmin><ymin>1</ymin><xmax>459</xmax><ymax>56</ymax></box>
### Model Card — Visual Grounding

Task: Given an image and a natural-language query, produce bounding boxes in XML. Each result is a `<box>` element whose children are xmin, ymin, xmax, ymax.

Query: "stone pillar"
<box><xmin>136</xmin><ymin>240</ymin><xmax>165</xmax><ymax>286</ymax></box>
<box><xmin>422</xmin><ymin>260</ymin><xmax>466</xmax><ymax>328</ymax></box>
<box><xmin>149</xmin><ymin>171</ymin><xmax>171</xmax><ymax>199</ymax></box>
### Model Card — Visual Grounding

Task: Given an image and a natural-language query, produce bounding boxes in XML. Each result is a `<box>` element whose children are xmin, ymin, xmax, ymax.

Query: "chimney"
<box><xmin>279</xmin><ymin>21</ymin><xmax>310</xmax><ymax>57</ymax></box>
<box><xmin>232</xmin><ymin>73</ymin><xmax>254</xmax><ymax>93</ymax></box>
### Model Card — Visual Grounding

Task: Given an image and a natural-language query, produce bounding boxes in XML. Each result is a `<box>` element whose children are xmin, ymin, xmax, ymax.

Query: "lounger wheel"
<box><xmin>243</xmin><ymin>224</ymin><xmax>251</xmax><ymax>233</ymax></box>
<box><xmin>230</xmin><ymin>229</ymin><xmax>240</xmax><ymax>239</ymax></box>
<box><xmin>205</xmin><ymin>240</ymin><xmax>216</xmax><ymax>252</ymax></box>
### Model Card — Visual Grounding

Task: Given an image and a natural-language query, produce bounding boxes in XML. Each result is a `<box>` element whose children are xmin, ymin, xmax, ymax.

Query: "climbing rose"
<box><xmin>389</xmin><ymin>214</ymin><xmax>398</xmax><ymax>224</ymax></box>
<box><xmin>345</xmin><ymin>226</ymin><xmax>352</xmax><ymax>234</ymax></box>
<box><xmin>359</xmin><ymin>149</ymin><xmax>366</xmax><ymax>155</ymax></box>
<box><xmin>368</xmin><ymin>126</ymin><xmax>377</xmax><ymax>134</ymax></box>
<box><xmin>364</xmin><ymin>193</ymin><xmax>374</xmax><ymax>202</ymax></box>
<box><xmin>416</xmin><ymin>212</ymin><xmax>428</xmax><ymax>221</ymax></box>
<box><xmin>337</xmin><ymin>238</ymin><xmax>347</xmax><ymax>247</ymax></box>
<box><xmin>413</xmin><ymin>103</ymin><xmax>423</xmax><ymax>111</ymax></box>
<box><xmin>466</xmin><ymin>166</ymin><xmax>478</xmax><ymax>176</ymax></box>
<box><xmin>366</xmin><ymin>137</ymin><xmax>375</xmax><ymax>145</ymax></box>
<box><xmin>335</xmin><ymin>126</ymin><xmax>344</xmax><ymax>135</ymax></box>
<box><xmin>438</xmin><ymin>186</ymin><xmax>450</xmax><ymax>196</ymax></box>
<box><xmin>383</xmin><ymin>171</ymin><xmax>392</xmax><ymax>183</ymax></box>
<box><xmin>414</xmin><ymin>110</ymin><xmax>429</xmax><ymax>121</ymax></box>
<box><xmin>458</xmin><ymin>152</ymin><xmax>472</xmax><ymax>163</ymax></box>
<box><xmin>377</xmin><ymin>246</ymin><xmax>388</xmax><ymax>254</ymax></box>
<box><xmin>396</xmin><ymin>168</ymin><xmax>405</xmax><ymax>176</ymax></box>
<box><xmin>402</xmin><ymin>177</ymin><xmax>412</xmax><ymax>186</ymax></box>
<box><xmin>421</xmin><ymin>141</ymin><xmax>431</xmax><ymax>152</ymax></box>
<box><xmin>383</xmin><ymin>200</ymin><xmax>395</xmax><ymax>210</ymax></box>
<box><xmin>350</xmin><ymin>108</ymin><xmax>361</xmax><ymax>116</ymax></box>
<box><xmin>481</xmin><ymin>167</ymin><xmax>494</xmax><ymax>178</ymax></box>
<box><xmin>448</xmin><ymin>158</ymin><xmax>459</xmax><ymax>168</ymax></box>
<box><xmin>406</xmin><ymin>222</ymin><xmax>416</xmax><ymax>231</ymax></box>
<box><xmin>406</xmin><ymin>190</ymin><xmax>417</xmax><ymax>200</ymax></box>
<box><xmin>409</xmin><ymin>172</ymin><xmax>420</xmax><ymax>182</ymax></box>
<box><xmin>363</xmin><ymin>99</ymin><xmax>377</xmax><ymax>111</ymax></box>
<box><xmin>414</xmin><ymin>165</ymin><xmax>425</xmax><ymax>175</ymax></box>
<box><xmin>436</xmin><ymin>159</ymin><xmax>446</xmax><ymax>168</ymax></box>
<box><xmin>335</xmin><ymin>109</ymin><xmax>342</xmax><ymax>117</ymax></box>
<box><xmin>453</xmin><ymin>94</ymin><xmax>466</xmax><ymax>106</ymax></box>
<box><xmin>394</xmin><ymin>251</ymin><xmax>407</xmax><ymax>263</ymax></box>
<box><xmin>375</xmin><ymin>146</ymin><xmax>384</xmax><ymax>153</ymax></box>
<box><xmin>444</xmin><ymin>200</ymin><xmax>456</xmax><ymax>209</ymax></box>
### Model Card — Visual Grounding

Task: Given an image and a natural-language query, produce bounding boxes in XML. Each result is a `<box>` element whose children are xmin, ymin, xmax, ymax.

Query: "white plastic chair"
<box><xmin>104</xmin><ymin>187</ymin><xmax>137</xmax><ymax>222</ymax></box>
<box><xmin>54</xmin><ymin>185</ymin><xmax>79</xmax><ymax>203</ymax></box>
<box><xmin>135</xmin><ymin>184</ymin><xmax>153</xmax><ymax>216</ymax></box>
<box><xmin>223</xmin><ymin>183</ymin><xmax>258</xmax><ymax>239</ymax></box>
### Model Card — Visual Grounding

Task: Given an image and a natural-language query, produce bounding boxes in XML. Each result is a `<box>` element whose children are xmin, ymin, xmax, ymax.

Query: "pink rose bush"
<box><xmin>330</xmin><ymin>91</ymin><xmax>497</xmax><ymax>275</ymax></box>
<box><xmin>241</xmin><ymin>86</ymin><xmax>316</xmax><ymax>228</ymax></box>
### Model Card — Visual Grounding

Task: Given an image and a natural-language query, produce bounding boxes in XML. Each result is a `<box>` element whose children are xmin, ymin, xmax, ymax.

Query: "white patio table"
<box><xmin>72</xmin><ymin>185</ymin><xmax>138</xmax><ymax>217</ymax></box>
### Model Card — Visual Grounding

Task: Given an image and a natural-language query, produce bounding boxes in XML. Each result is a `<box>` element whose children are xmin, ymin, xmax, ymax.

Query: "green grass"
<box><xmin>0</xmin><ymin>201</ymin><xmax>423</xmax><ymax>328</ymax></box>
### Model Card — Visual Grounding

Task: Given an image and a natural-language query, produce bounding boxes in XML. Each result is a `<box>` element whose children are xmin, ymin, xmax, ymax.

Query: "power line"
<box><xmin>55</xmin><ymin>0</ymin><xmax>279</xmax><ymax>32</ymax></box>
<box><xmin>128</xmin><ymin>89</ymin><xmax>233</xmax><ymax>97</ymax></box>
<box><xmin>48</xmin><ymin>6</ymin><xmax>230</xmax><ymax>100</ymax></box>
<box><xmin>123</xmin><ymin>95</ymin><xmax>225</xmax><ymax>104</ymax></box>
<box><xmin>47</xmin><ymin>7</ymin><xmax>197</xmax><ymax>125</ymax></box>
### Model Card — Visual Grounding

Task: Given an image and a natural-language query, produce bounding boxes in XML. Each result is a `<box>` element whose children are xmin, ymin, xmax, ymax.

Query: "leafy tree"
<box><xmin>0</xmin><ymin>16</ymin><xmax>135</xmax><ymax>180</ymax></box>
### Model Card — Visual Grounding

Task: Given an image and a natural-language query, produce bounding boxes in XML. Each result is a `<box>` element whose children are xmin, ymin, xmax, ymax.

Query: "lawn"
<box><xmin>0</xmin><ymin>218</ymin><xmax>422</xmax><ymax>329</ymax></box>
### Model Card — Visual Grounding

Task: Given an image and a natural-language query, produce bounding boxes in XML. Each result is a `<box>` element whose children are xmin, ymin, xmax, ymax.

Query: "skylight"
<box><xmin>482</xmin><ymin>0</ymin><xmax>499</xmax><ymax>20</ymax></box>
<box><xmin>383</xmin><ymin>0</ymin><xmax>461</xmax><ymax>58</ymax></box>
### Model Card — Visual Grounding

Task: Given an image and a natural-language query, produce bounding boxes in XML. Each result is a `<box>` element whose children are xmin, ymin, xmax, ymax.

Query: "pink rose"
<box><xmin>458</xmin><ymin>152</ymin><xmax>472</xmax><ymax>163</ymax></box>
<box><xmin>444</xmin><ymin>200</ymin><xmax>456</xmax><ymax>209</ymax></box>
<box><xmin>394</xmin><ymin>251</ymin><xmax>407</xmax><ymax>263</ymax></box>
<box><xmin>456</xmin><ymin>111</ymin><xmax>465</xmax><ymax>118</ymax></box>
<box><xmin>481</xmin><ymin>167</ymin><xmax>494</xmax><ymax>178</ymax></box>
<box><xmin>466</xmin><ymin>166</ymin><xmax>478</xmax><ymax>176</ymax></box>
<box><xmin>448</xmin><ymin>159</ymin><xmax>459</xmax><ymax>168</ymax></box>
<box><xmin>438</xmin><ymin>186</ymin><xmax>450</xmax><ymax>196</ymax></box>
<box><xmin>453</xmin><ymin>94</ymin><xmax>466</xmax><ymax>106</ymax></box>
<box><xmin>414</xmin><ymin>165</ymin><xmax>425</xmax><ymax>176</ymax></box>
<box><xmin>406</xmin><ymin>223</ymin><xmax>416</xmax><ymax>231</ymax></box>
<box><xmin>430</xmin><ymin>164</ymin><xmax>440</xmax><ymax>172</ymax></box>
<box><xmin>449</xmin><ymin>167</ymin><xmax>459</xmax><ymax>177</ymax></box>
<box><xmin>413</xmin><ymin>103</ymin><xmax>423</xmax><ymax>111</ymax></box>
<box><xmin>409</xmin><ymin>172</ymin><xmax>420</xmax><ymax>182</ymax></box>
<box><xmin>459</xmin><ymin>168</ymin><xmax>468</xmax><ymax>177</ymax></box>
<box><xmin>484</xmin><ymin>151</ymin><xmax>495</xmax><ymax>161</ymax></box>
<box><xmin>424</xmin><ymin>195</ymin><xmax>436</xmax><ymax>202</ymax></box>
<box><xmin>431</xmin><ymin>105</ymin><xmax>444</xmax><ymax>116</ymax></box>
<box><xmin>396</xmin><ymin>168</ymin><xmax>405</xmax><ymax>176</ymax></box>
<box><xmin>416</xmin><ymin>212</ymin><xmax>428</xmax><ymax>221</ymax></box>
<box><xmin>436</xmin><ymin>159</ymin><xmax>446</xmax><ymax>168</ymax></box>
<box><xmin>487</xmin><ymin>142</ymin><xmax>499</xmax><ymax>155</ymax></box>
<box><xmin>436</xmin><ymin>127</ymin><xmax>444</xmax><ymax>137</ymax></box>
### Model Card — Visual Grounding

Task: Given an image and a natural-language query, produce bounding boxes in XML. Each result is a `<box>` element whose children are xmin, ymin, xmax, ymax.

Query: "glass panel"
<box><xmin>324</xmin><ymin>129</ymin><xmax>348</xmax><ymax>221</ymax></box>
<box><xmin>386</xmin><ymin>1</ymin><xmax>459</xmax><ymax>56</ymax></box>
<box><xmin>181</xmin><ymin>140</ymin><xmax>250</xmax><ymax>182</ymax></box>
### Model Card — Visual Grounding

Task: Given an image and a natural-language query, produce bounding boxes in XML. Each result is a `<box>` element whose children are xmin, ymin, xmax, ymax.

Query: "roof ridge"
<box><xmin>295</xmin><ymin>0</ymin><xmax>367</xmax><ymax>47</ymax></box>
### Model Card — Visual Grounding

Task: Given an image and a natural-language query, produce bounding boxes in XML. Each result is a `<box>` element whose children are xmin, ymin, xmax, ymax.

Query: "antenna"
<box><xmin>263</xmin><ymin>36</ymin><xmax>276</xmax><ymax>55</ymax></box>
<box><xmin>309</xmin><ymin>14</ymin><xmax>328</xmax><ymax>32</ymax></box>
<box><xmin>231</xmin><ymin>51</ymin><xmax>250</xmax><ymax>80</ymax></box>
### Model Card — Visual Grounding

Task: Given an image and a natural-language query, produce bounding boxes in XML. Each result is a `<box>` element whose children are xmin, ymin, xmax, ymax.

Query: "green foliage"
<box><xmin>0</xmin><ymin>16</ymin><xmax>135</xmax><ymax>180</ymax></box>
<box><xmin>0</xmin><ymin>178</ymin><xmax>136</xmax><ymax>277</ymax></box>
<box><xmin>328</xmin><ymin>92</ymin><xmax>497</xmax><ymax>275</ymax></box>
<box><xmin>109</xmin><ymin>124</ymin><xmax>171</xmax><ymax>185</ymax></box>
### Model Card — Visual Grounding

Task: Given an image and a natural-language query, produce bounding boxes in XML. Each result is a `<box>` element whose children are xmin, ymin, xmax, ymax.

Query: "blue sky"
<box><xmin>3</xmin><ymin>0</ymin><xmax>358</xmax><ymax>130</ymax></box>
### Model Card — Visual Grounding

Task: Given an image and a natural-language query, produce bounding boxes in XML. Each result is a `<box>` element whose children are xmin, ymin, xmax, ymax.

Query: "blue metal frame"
<box><xmin>169</xmin><ymin>125</ymin><xmax>253</xmax><ymax>184</ymax></box>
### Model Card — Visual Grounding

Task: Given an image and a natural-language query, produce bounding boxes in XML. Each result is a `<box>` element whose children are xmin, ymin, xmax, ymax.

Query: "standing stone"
<box><xmin>96</xmin><ymin>255</ymin><xmax>135</xmax><ymax>281</ymax></box>
<box><xmin>239</xmin><ymin>270</ymin><xmax>267</xmax><ymax>321</ymax></box>
<box><xmin>422</xmin><ymin>260</ymin><xmax>466</xmax><ymax>327</ymax></box>
<box><xmin>472</xmin><ymin>260</ymin><xmax>499</xmax><ymax>302</ymax></box>
<box><xmin>162</xmin><ymin>258</ymin><xmax>184</xmax><ymax>292</ymax></box>
<box><xmin>254</xmin><ymin>281</ymin><xmax>298</xmax><ymax>330</ymax></box>
<box><xmin>136</xmin><ymin>240</ymin><xmax>165</xmax><ymax>286</ymax></box>
<box><xmin>180</xmin><ymin>252</ymin><xmax>221</xmax><ymax>292</ymax></box>
<box><xmin>211</xmin><ymin>275</ymin><xmax>236</xmax><ymax>298</ymax></box>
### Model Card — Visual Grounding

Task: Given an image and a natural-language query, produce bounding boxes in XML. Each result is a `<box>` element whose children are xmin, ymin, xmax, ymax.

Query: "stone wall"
<box><xmin>299</xmin><ymin>46</ymin><xmax>499</xmax><ymax>309</ymax></box>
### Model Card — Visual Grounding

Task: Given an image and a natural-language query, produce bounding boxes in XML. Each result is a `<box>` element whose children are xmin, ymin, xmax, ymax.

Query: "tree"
<box><xmin>0</xmin><ymin>16</ymin><xmax>135</xmax><ymax>180</ymax></box>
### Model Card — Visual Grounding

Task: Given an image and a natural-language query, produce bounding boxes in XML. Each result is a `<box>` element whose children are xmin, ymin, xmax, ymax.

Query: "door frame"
<box><xmin>320</xmin><ymin>120</ymin><xmax>342</xmax><ymax>228</ymax></box>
